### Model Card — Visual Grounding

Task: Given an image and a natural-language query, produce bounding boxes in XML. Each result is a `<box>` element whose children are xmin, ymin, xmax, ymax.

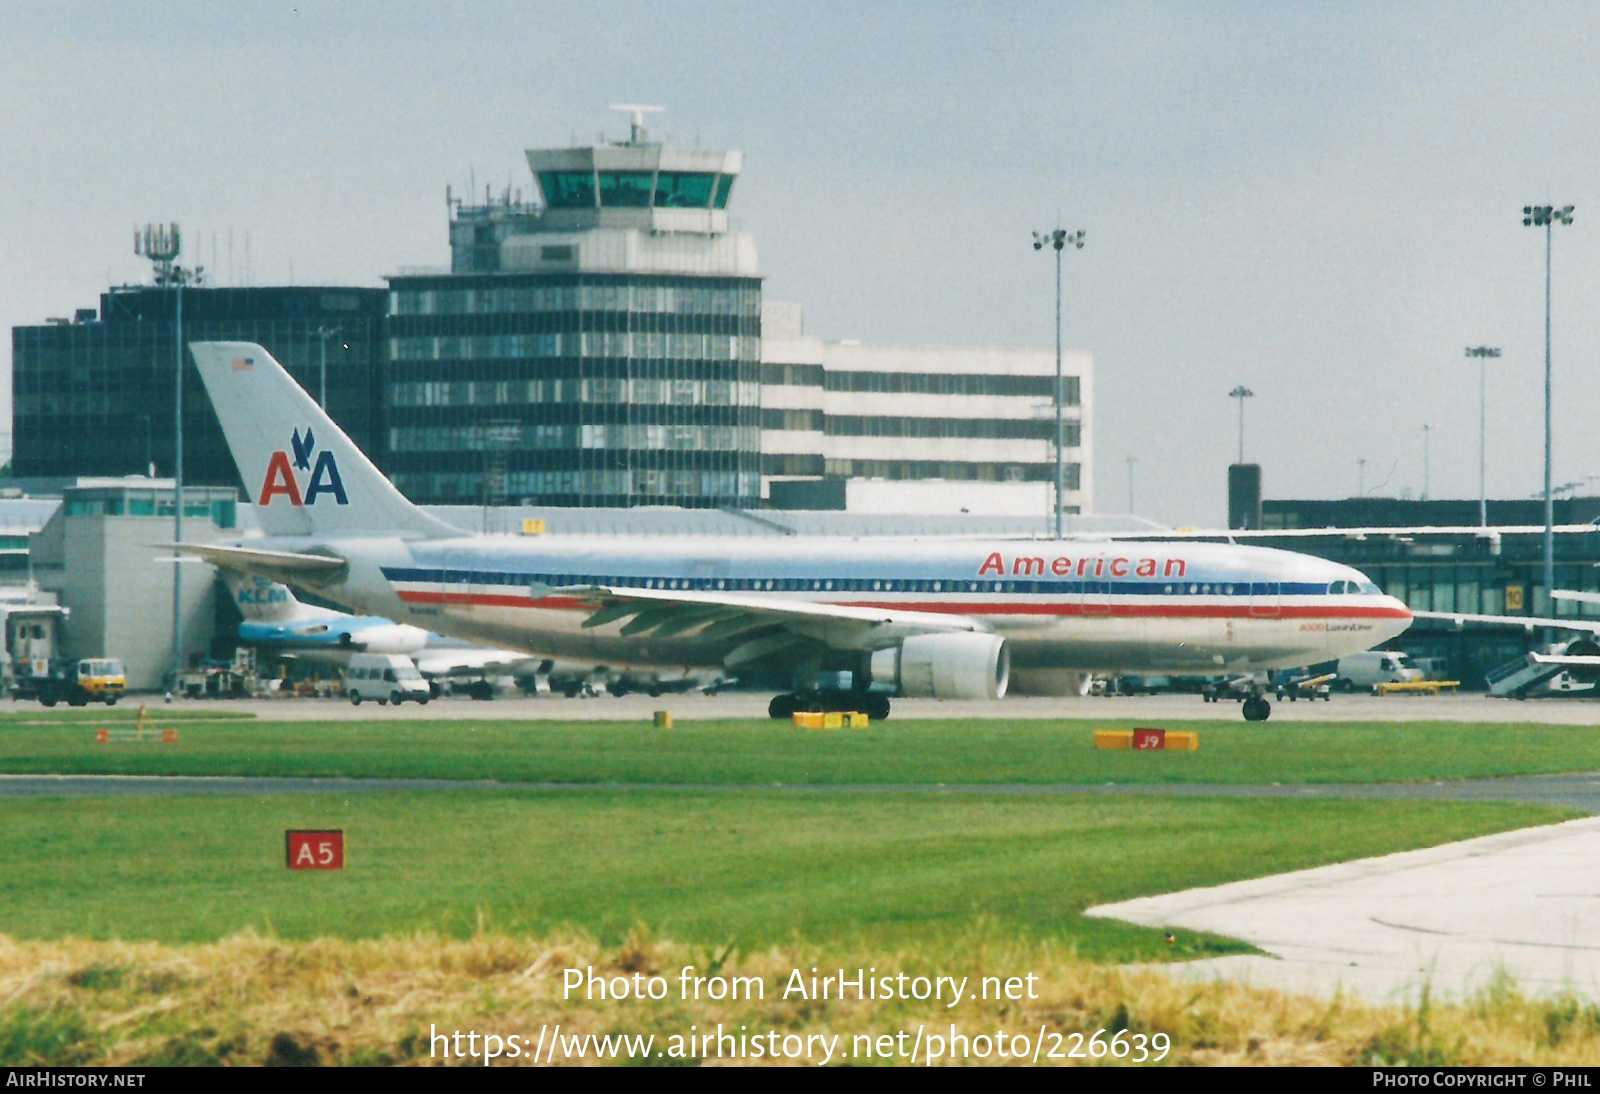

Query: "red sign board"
<box><xmin>1132</xmin><ymin>728</ymin><xmax>1167</xmax><ymax>750</ymax></box>
<box><xmin>286</xmin><ymin>829</ymin><xmax>345</xmax><ymax>870</ymax></box>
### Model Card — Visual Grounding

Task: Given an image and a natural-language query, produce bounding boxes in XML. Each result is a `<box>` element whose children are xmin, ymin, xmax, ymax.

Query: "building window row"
<box><xmin>761</xmin><ymin>454</ymin><xmax>827</xmax><ymax>476</ymax></box>
<box><xmin>822</xmin><ymin>460</ymin><xmax>1082</xmax><ymax>488</ymax></box>
<box><xmin>392</xmin><ymin>469</ymin><xmax>761</xmax><ymax>502</ymax></box>
<box><xmin>390</xmin><ymin>333</ymin><xmax>758</xmax><ymax>363</ymax></box>
<box><xmin>760</xmin><ymin>362</ymin><xmax>825</xmax><ymax>387</ymax></box>
<box><xmin>389</xmin><ymin>377</ymin><xmax>762</xmax><ymax>408</ymax></box>
<box><xmin>389</xmin><ymin>283</ymin><xmax>760</xmax><ymax>318</ymax></box>
<box><xmin>823</xmin><ymin>416</ymin><xmax>1080</xmax><ymax>443</ymax></box>
<box><xmin>761</xmin><ymin>409</ymin><xmax>826</xmax><ymax>431</ymax></box>
<box><xmin>826</xmin><ymin>370</ymin><xmax>1080</xmax><ymax>402</ymax></box>
<box><xmin>757</xmin><ymin>365</ymin><xmax>1079</xmax><ymax>402</ymax></box>
<box><xmin>389</xmin><ymin>424</ymin><xmax>760</xmax><ymax>454</ymax></box>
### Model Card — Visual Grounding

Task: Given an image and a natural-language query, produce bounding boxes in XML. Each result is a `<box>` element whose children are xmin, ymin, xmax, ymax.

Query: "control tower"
<box><xmin>448</xmin><ymin>107</ymin><xmax>756</xmax><ymax>277</ymax></box>
<box><xmin>387</xmin><ymin>108</ymin><xmax>764</xmax><ymax>510</ymax></box>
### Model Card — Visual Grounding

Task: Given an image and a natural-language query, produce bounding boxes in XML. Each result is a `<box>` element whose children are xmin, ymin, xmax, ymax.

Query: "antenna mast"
<box><xmin>609</xmin><ymin>103</ymin><xmax>665</xmax><ymax>145</ymax></box>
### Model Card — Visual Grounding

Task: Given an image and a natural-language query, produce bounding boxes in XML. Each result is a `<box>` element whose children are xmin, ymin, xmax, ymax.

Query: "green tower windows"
<box><xmin>537</xmin><ymin>172</ymin><xmax>597</xmax><ymax>209</ymax></box>
<box><xmin>539</xmin><ymin>171</ymin><xmax>735</xmax><ymax>211</ymax></box>
<box><xmin>653</xmin><ymin>173</ymin><xmax>716</xmax><ymax>208</ymax></box>
<box><xmin>597</xmin><ymin>171</ymin><xmax>655</xmax><ymax>207</ymax></box>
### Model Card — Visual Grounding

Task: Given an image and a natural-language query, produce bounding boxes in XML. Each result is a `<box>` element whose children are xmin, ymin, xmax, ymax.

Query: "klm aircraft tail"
<box><xmin>188</xmin><ymin>342</ymin><xmax>458</xmax><ymax>540</ymax></box>
<box><xmin>218</xmin><ymin>569</ymin><xmax>337</xmax><ymax>624</ymax></box>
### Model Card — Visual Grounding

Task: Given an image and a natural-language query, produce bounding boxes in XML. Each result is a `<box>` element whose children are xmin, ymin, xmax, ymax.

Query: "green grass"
<box><xmin>0</xmin><ymin>791</ymin><xmax>1573</xmax><ymax>961</ymax></box>
<box><xmin>5</xmin><ymin>716</ymin><xmax>1600</xmax><ymax>785</ymax></box>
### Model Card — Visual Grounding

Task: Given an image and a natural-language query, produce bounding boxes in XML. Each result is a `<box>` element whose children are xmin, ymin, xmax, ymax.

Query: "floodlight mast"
<box><xmin>1522</xmin><ymin>204</ymin><xmax>1575</xmax><ymax>606</ymax></box>
<box><xmin>134</xmin><ymin>223</ymin><xmax>201</xmax><ymax>689</ymax></box>
<box><xmin>1464</xmin><ymin>346</ymin><xmax>1501</xmax><ymax>526</ymax></box>
<box><xmin>1421</xmin><ymin>423</ymin><xmax>1433</xmax><ymax>501</ymax></box>
<box><xmin>1032</xmin><ymin>227</ymin><xmax>1085</xmax><ymax>539</ymax></box>
<box><xmin>1229</xmin><ymin>385</ymin><xmax>1254</xmax><ymax>464</ymax></box>
<box><xmin>314</xmin><ymin>326</ymin><xmax>345</xmax><ymax>410</ymax></box>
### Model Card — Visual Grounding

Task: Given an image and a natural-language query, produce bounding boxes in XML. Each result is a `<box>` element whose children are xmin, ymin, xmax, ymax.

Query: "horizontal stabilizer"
<box><xmin>162</xmin><ymin>542</ymin><xmax>349</xmax><ymax>586</ymax></box>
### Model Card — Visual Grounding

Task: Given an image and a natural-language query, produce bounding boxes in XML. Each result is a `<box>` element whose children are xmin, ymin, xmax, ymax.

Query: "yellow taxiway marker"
<box><xmin>1374</xmin><ymin>680</ymin><xmax>1461</xmax><ymax>696</ymax></box>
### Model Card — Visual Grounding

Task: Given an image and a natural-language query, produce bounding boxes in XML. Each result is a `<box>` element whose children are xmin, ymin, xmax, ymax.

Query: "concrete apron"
<box><xmin>1087</xmin><ymin>816</ymin><xmax>1600</xmax><ymax>1004</ymax></box>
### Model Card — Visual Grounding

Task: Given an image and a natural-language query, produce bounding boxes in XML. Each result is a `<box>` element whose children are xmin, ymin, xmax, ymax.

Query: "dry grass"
<box><xmin>6</xmin><ymin>929</ymin><xmax>1600</xmax><ymax>1066</ymax></box>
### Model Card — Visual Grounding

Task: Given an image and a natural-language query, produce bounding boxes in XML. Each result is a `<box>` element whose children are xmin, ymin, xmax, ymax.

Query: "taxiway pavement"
<box><xmin>1090</xmin><ymin>815</ymin><xmax>1600</xmax><ymax>1004</ymax></box>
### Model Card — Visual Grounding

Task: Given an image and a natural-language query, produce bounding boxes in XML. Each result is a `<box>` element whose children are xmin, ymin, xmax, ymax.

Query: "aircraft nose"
<box><xmin>1383</xmin><ymin>595</ymin><xmax>1414</xmax><ymax>636</ymax></box>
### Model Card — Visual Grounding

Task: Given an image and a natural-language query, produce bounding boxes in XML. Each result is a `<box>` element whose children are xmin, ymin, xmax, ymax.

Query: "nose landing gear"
<box><xmin>1242</xmin><ymin>695</ymin><xmax>1272</xmax><ymax>722</ymax></box>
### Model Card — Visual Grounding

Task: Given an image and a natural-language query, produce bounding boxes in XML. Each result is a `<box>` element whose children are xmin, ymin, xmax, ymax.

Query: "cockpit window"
<box><xmin>1328</xmin><ymin>579</ymin><xmax>1379</xmax><ymax>595</ymax></box>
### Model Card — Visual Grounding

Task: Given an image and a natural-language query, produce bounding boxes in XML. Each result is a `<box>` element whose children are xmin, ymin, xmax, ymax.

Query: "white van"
<box><xmin>1335</xmin><ymin>651</ymin><xmax>1423</xmax><ymax>691</ymax></box>
<box><xmin>345</xmin><ymin>653</ymin><xmax>431</xmax><ymax>705</ymax></box>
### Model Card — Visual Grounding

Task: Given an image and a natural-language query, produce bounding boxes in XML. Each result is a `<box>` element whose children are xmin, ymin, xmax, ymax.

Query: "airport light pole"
<box><xmin>135</xmin><ymin>224</ymin><xmax>198</xmax><ymax>689</ymax></box>
<box><xmin>314</xmin><ymin>326</ymin><xmax>344</xmax><ymax>410</ymax></box>
<box><xmin>1229</xmin><ymin>385</ymin><xmax>1254</xmax><ymax>464</ymax></box>
<box><xmin>1033</xmin><ymin>227</ymin><xmax>1085</xmax><ymax>539</ymax></box>
<box><xmin>1421</xmin><ymin>423</ymin><xmax>1432</xmax><ymax>501</ymax></box>
<box><xmin>1524</xmin><ymin>204</ymin><xmax>1575</xmax><ymax>604</ymax></box>
<box><xmin>1125</xmin><ymin>455</ymin><xmax>1137</xmax><ymax>514</ymax></box>
<box><xmin>1357</xmin><ymin>457</ymin><xmax>1367</xmax><ymax>497</ymax></box>
<box><xmin>1464</xmin><ymin>346</ymin><xmax>1501</xmax><ymax>526</ymax></box>
<box><xmin>174</xmin><ymin>280</ymin><xmax>183</xmax><ymax>688</ymax></box>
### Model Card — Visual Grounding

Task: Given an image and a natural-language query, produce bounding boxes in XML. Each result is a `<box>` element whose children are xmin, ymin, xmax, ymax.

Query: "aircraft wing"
<box><xmin>412</xmin><ymin>648</ymin><xmax>547</xmax><ymax>677</ymax></box>
<box><xmin>573</xmin><ymin>584</ymin><xmax>989</xmax><ymax>667</ymax></box>
<box><xmin>1531</xmin><ymin>652</ymin><xmax>1600</xmax><ymax>669</ymax></box>
<box><xmin>1412</xmin><ymin>609</ymin><xmax>1600</xmax><ymax>635</ymax></box>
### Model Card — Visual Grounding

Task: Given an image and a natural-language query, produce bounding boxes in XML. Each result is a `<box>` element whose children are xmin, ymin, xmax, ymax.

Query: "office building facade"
<box><xmin>12</xmin><ymin>286</ymin><xmax>387</xmax><ymax>491</ymax></box>
<box><xmin>383</xmin><ymin>131</ymin><xmax>763</xmax><ymax>508</ymax></box>
<box><xmin>760</xmin><ymin>303</ymin><xmax>1092</xmax><ymax>516</ymax></box>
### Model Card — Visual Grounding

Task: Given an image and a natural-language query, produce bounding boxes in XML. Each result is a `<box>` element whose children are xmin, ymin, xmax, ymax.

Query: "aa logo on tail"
<box><xmin>259</xmin><ymin>427</ymin><xmax>348</xmax><ymax>506</ymax></box>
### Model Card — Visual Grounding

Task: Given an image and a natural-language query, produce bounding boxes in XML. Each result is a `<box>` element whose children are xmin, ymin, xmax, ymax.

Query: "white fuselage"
<box><xmin>267</xmin><ymin>533</ymin><xmax>1412</xmax><ymax>686</ymax></box>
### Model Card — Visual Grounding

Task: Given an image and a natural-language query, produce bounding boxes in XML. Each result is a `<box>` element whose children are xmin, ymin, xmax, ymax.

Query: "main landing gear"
<box><xmin>1202</xmin><ymin>676</ymin><xmax>1274</xmax><ymax>721</ymax></box>
<box><xmin>768</xmin><ymin>693</ymin><xmax>892</xmax><ymax>721</ymax></box>
<box><xmin>1241</xmin><ymin>695</ymin><xmax>1272</xmax><ymax>722</ymax></box>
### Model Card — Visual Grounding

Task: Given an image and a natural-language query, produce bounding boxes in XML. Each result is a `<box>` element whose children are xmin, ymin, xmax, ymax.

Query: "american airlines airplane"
<box><xmin>180</xmin><ymin>342</ymin><xmax>1412</xmax><ymax>722</ymax></box>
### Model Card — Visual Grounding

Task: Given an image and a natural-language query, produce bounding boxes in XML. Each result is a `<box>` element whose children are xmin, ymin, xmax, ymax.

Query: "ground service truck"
<box><xmin>14</xmin><ymin>658</ymin><xmax>126</xmax><ymax>707</ymax></box>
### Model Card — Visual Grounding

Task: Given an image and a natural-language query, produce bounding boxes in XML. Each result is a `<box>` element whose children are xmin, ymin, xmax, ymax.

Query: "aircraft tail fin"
<box><xmin>188</xmin><ymin>342</ymin><xmax>459</xmax><ymax>540</ymax></box>
<box><xmin>218</xmin><ymin>569</ymin><xmax>337</xmax><ymax>624</ymax></box>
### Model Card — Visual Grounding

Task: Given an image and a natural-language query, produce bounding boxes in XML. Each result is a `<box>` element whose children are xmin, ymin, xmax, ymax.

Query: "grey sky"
<box><xmin>3</xmin><ymin>1</ymin><xmax>1598</xmax><ymax>525</ymax></box>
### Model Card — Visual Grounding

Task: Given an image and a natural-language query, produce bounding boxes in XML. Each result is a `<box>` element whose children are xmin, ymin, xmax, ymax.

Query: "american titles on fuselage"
<box><xmin>977</xmin><ymin>552</ymin><xmax>1186</xmax><ymax>579</ymax></box>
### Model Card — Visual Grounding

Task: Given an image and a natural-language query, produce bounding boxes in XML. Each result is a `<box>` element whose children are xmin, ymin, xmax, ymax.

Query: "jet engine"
<box><xmin>1563</xmin><ymin>638</ymin><xmax>1600</xmax><ymax>683</ymax></box>
<box><xmin>868</xmin><ymin>633</ymin><xmax>1010</xmax><ymax>700</ymax></box>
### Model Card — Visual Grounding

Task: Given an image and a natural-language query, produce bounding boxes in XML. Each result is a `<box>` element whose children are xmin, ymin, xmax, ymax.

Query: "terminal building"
<box><xmin>1203</xmin><ymin>488</ymin><xmax>1600</xmax><ymax>688</ymax></box>
<box><xmin>11</xmin><ymin>112</ymin><xmax>1092</xmax><ymax>526</ymax></box>
<box><xmin>759</xmin><ymin>302</ymin><xmax>1089</xmax><ymax>516</ymax></box>
<box><xmin>21</xmin><ymin>480</ymin><xmax>237</xmax><ymax>689</ymax></box>
<box><xmin>11</xmin><ymin>285</ymin><xmax>388</xmax><ymax>492</ymax></box>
